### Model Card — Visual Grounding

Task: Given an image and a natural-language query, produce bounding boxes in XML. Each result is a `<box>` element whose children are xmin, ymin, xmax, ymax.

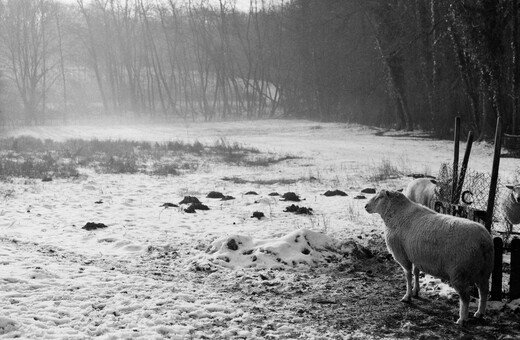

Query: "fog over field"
<box><xmin>1</xmin><ymin>0</ymin><xmax>520</xmax><ymax>339</ymax></box>
<box><xmin>0</xmin><ymin>0</ymin><xmax>518</xmax><ymax>136</ymax></box>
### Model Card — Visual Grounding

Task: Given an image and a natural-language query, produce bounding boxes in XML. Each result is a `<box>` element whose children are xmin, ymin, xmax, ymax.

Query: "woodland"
<box><xmin>0</xmin><ymin>0</ymin><xmax>518</xmax><ymax>139</ymax></box>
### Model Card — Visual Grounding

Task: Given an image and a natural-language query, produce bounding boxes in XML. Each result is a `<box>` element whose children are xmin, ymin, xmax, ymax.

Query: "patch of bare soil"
<box><xmin>312</xmin><ymin>260</ymin><xmax>520</xmax><ymax>339</ymax></box>
<box><xmin>207</xmin><ymin>236</ymin><xmax>520</xmax><ymax>339</ymax></box>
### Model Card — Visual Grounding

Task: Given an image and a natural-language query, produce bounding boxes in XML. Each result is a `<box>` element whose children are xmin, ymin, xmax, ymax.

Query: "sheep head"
<box><xmin>506</xmin><ymin>185</ymin><xmax>520</xmax><ymax>203</ymax></box>
<box><xmin>365</xmin><ymin>189</ymin><xmax>407</xmax><ymax>215</ymax></box>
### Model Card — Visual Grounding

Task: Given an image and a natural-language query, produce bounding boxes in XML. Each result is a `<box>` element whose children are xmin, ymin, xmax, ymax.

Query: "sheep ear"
<box><xmin>506</xmin><ymin>185</ymin><xmax>514</xmax><ymax>190</ymax></box>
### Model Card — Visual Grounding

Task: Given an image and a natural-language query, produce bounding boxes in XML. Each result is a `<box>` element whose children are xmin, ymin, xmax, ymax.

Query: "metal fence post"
<box><xmin>485</xmin><ymin>117</ymin><xmax>502</xmax><ymax>232</ymax></box>
<box><xmin>454</xmin><ymin>131</ymin><xmax>474</xmax><ymax>204</ymax></box>
<box><xmin>491</xmin><ymin>237</ymin><xmax>503</xmax><ymax>301</ymax></box>
<box><xmin>510</xmin><ymin>238</ymin><xmax>520</xmax><ymax>301</ymax></box>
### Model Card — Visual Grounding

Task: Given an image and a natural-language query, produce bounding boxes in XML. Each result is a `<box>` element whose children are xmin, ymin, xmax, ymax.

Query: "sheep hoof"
<box><xmin>474</xmin><ymin>311</ymin><xmax>484</xmax><ymax>319</ymax></box>
<box><xmin>400</xmin><ymin>295</ymin><xmax>412</xmax><ymax>303</ymax></box>
<box><xmin>455</xmin><ymin>318</ymin><xmax>466</xmax><ymax>326</ymax></box>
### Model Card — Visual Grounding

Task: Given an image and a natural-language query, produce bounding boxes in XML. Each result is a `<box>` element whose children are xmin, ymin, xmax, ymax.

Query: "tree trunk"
<box><xmin>447</xmin><ymin>14</ymin><xmax>481</xmax><ymax>135</ymax></box>
<box><xmin>55</xmin><ymin>9</ymin><xmax>68</xmax><ymax>124</ymax></box>
<box><xmin>374</xmin><ymin>36</ymin><xmax>412</xmax><ymax>130</ymax></box>
<box><xmin>77</xmin><ymin>0</ymin><xmax>109</xmax><ymax>115</ymax></box>
<box><xmin>512</xmin><ymin>0</ymin><xmax>519</xmax><ymax>134</ymax></box>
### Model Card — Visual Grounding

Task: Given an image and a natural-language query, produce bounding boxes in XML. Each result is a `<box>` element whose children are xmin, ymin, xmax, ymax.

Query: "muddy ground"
<box><xmin>4</xmin><ymin>233</ymin><xmax>518</xmax><ymax>340</ymax></box>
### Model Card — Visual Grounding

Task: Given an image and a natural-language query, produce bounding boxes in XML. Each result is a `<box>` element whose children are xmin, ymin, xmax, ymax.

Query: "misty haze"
<box><xmin>0</xmin><ymin>1</ymin><xmax>520</xmax><ymax>339</ymax></box>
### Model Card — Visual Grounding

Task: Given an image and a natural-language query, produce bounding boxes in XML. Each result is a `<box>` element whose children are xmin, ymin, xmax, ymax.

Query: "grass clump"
<box><xmin>210</xmin><ymin>138</ymin><xmax>259</xmax><ymax>164</ymax></box>
<box><xmin>222</xmin><ymin>176</ymin><xmax>312</xmax><ymax>185</ymax></box>
<box><xmin>243</xmin><ymin>155</ymin><xmax>300</xmax><ymax>167</ymax></box>
<box><xmin>164</xmin><ymin>140</ymin><xmax>204</xmax><ymax>154</ymax></box>
<box><xmin>0</xmin><ymin>136</ymin><xmax>294</xmax><ymax>180</ymax></box>
<box><xmin>211</xmin><ymin>138</ymin><xmax>299</xmax><ymax>166</ymax></box>
<box><xmin>103</xmin><ymin>155</ymin><xmax>139</xmax><ymax>174</ymax></box>
<box><xmin>366</xmin><ymin>158</ymin><xmax>403</xmax><ymax>182</ymax></box>
<box><xmin>0</xmin><ymin>154</ymin><xmax>79</xmax><ymax>179</ymax></box>
<box><xmin>344</xmin><ymin>201</ymin><xmax>361</xmax><ymax>221</ymax></box>
<box><xmin>152</xmin><ymin>163</ymin><xmax>182</xmax><ymax>176</ymax></box>
<box><xmin>213</xmin><ymin>137</ymin><xmax>259</xmax><ymax>154</ymax></box>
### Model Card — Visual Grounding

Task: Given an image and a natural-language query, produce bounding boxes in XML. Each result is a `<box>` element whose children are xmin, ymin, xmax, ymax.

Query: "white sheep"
<box><xmin>365</xmin><ymin>189</ymin><xmax>494</xmax><ymax>325</ymax></box>
<box><xmin>403</xmin><ymin>178</ymin><xmax>438</xmax><ymax>209</ymax></box>
<box><xmin>501</xmin><ymin>185</ymin><xmax>520</xmax><ymax>225</ymax></box>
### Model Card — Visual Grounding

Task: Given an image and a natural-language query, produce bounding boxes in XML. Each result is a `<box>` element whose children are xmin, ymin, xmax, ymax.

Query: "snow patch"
<box><xmin>154</xmin><ymin>325</ymin><xmax>193</xmax><ymax>339</ymax></box>
<box><xmin>187</xmin><ymin>228</ymin><xmax>350</xmax><ymax>270</ymax></box>
<box><xmin>25</xmin><ymin>267</ymin><xmax>60</xmax><ymax>280</ymax></box>
<box><xmin>0</xmin><ymin>317</ymin><xmax>18</xmax><ymax>335</ymax></box>
<box><xmin>507</xmin><ymin>298</ymin><xmax>520</xmax><ymax>312</ymax></box>
<box><xmin>487</xmin><ymin>300</ymin><xmax>507</xmax><ymax>311</ymax></box>
<box><xmin>419</xmin><ymin>275</ymin><xmax>456</xmax><ymax>299</ymax></box>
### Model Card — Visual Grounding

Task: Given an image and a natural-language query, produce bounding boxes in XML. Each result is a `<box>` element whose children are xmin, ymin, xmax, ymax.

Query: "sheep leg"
<box><xmin>400</xmin><ymin>263</ymin><xmax>413</xmax><ymax>302</ymax></box>
<box><xmin>474</xmin><ymin>280</ymin><xmax>489</xmax><ymax>318</ymax></box>
<box><xmin>412</xmin><ymin>265</ymin><xmax>420</xmax><ymax>297</ymax></box>
<box><xmin>454</xmin><ymin>284</ymin><xmax>471</xmax><ymax>325</ymax></box>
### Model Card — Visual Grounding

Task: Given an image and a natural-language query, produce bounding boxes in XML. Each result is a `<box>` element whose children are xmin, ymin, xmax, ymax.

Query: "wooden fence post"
<box><xmin>510</xmin><ymin>238</ymin><xmax>520</xmax><ymax>301</ymax></box>
<box><xmin>454</xmin><ymin>131</ymin><xmax>474</xmax><ymax>204</ymax></box>
<box><xmin>491</xmin><ymin>237</ymin><xmax>503</xmax><ymax>301</ymax></box>
<box><xmin>485</xmin><ymin>117</ymin><xmax>502</xmax><ymax>232</ymax></box>
<box><xmin>452</xmin><ymin>116</ymin><xmax>460</xmax><ymax>204</ymax></box>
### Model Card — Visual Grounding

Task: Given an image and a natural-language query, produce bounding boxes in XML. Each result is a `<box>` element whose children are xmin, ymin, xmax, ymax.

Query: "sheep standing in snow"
<box><xmin>501</xmin><ymin>185</ymin><xmax>520</xmax><ymax>225</ymax></box>
<box><xmin>365</xmin><ymin>190</ymin><xmax>494</xmax><ymax>325</ymax></box>
<box><xmin>403</xmin><ymin>178</ymin><xmax>438</xmax><ymax>209</ymax></box>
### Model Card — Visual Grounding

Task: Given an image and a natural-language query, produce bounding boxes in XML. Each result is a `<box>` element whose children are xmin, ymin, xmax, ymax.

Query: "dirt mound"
<box><xmin>284</xmin><ymin>204</ymin><xmax>313</xmax><ymax>215</ymax></box>
<box><xmin>324</xmin><ymin>189</ymin><xmax>348</xmax><ymax>197</ymax></box>
<box><xmin>221</xmin><ymin>195</ymin><xmax>235</xmax><ymax>201</ymax></box>
<box><xmin>207</xmin><ymin>191</ymin><xmax>225</xmax><ymax>199</ymax></box>
<box><xmin>179</xmin><ymin>196</ymin><xmax>201</xmax><ymax>204</ymax></box>
<box><xmin>187</xmin><ymin>229</ymin><xmax>356</xmax><ymax>270</ymax></box>
<box><xmin>251</xmin><ymin>211</ymin><xmax>265</xmax><ymax>219</ymax></box>
<box><xmin>184</xmin><ymin>203</ymin><xmax>210</xmax><ymax>213</ymax></box>
<box><xmin>281</xmin><ymin>192</ymin><xmax>301</xmax><ymax>201</ymax></box>
<box><xmin>160</xmin><ymin>202</ymin><xmax>178</xmax><ymax>208</ymax></box>
<box><xmin>82</xmin><ymin>222</ymin><xmax>108</xmax><ymax>231</ymax></box>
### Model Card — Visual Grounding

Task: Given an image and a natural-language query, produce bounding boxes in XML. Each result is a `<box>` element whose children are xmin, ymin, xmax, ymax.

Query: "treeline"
<box><xmin>0</xmin><ymin>0</ymin><xmax>518</xmax><ymax>138</ymax></box>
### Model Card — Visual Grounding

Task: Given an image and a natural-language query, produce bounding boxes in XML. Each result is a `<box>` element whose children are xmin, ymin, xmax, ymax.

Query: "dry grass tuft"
<box><xmin>0</xmin><ymin>136</ymin><xmax>296</xmax><ymax>180</ymax></box>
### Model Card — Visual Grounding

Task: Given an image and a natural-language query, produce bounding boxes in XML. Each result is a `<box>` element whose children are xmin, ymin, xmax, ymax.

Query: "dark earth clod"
<box><xmin>82</xmin><ymin>222</ymin><xmax>108</xmax><ymax>231</ymax></box>
<box><xmin>179</xmin><ymin>196</ymin><xmax>201</xmax><ymax>205</ymax></box>
<box><xmin>324</xmin><ymin>189</ymin><xmax>348</xmax><ymax>197</ymax></box>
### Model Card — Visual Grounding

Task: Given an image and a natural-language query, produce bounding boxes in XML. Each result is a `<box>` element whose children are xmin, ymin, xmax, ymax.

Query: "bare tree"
<box><xmin>1</xmin><ymin>0</ymin><xmax>58</xmax><ymax>124</ymax></box>
<box><xmin>76</xmin><ymin>0</ymin><xmax>109</xmax><ymax>114</ymax></box>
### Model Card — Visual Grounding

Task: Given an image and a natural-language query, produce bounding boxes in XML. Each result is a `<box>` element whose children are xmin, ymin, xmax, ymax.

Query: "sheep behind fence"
<box><xmin>433</xmin><ymin>163</ymin><xmax>519</xmax><ymax>242</ymax></box>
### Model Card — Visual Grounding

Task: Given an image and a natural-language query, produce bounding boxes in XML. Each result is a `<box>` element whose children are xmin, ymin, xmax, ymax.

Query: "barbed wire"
<box><xmin>434</xmin><ymin>163</ymin><xmax>518</xmax><ymax>243</ymax></box>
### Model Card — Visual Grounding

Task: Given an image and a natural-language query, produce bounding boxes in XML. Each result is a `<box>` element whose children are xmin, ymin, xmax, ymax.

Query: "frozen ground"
<box><xmin>0</xmin><ymin>120</ymin><xmax>519</xmax><ymax>339</ymax></box>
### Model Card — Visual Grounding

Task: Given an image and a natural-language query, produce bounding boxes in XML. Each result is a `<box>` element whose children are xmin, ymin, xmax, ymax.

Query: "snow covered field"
<box><xmin>1</xmin><ymin>120</ymin><xmax>519</xmax><ymax>339</ymax></box>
